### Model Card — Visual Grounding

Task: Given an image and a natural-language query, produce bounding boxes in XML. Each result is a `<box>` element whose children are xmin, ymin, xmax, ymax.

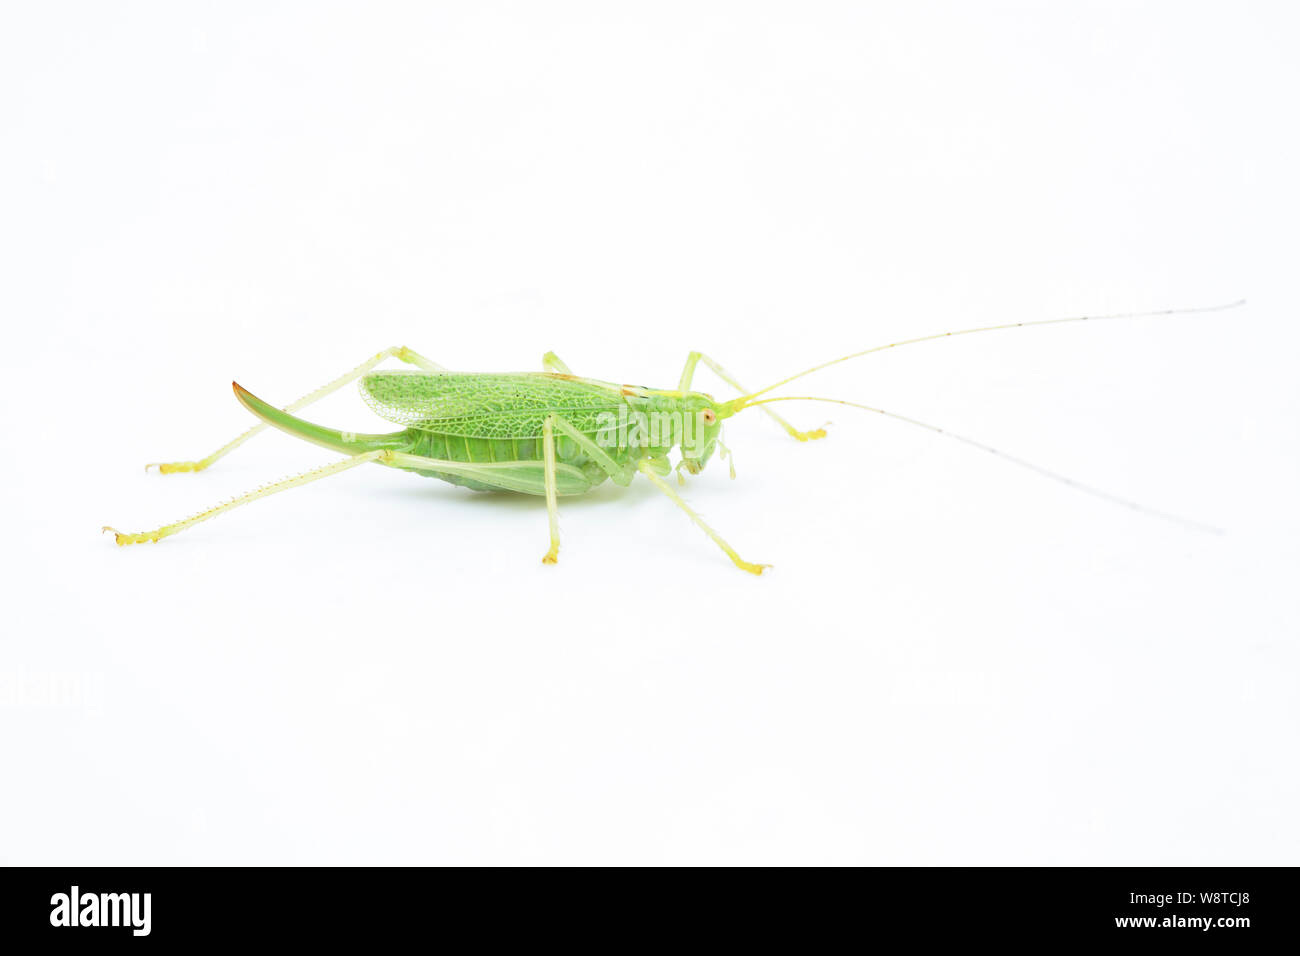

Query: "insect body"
<box><xmin>103</xmin><ymin>302</ymin><xmax>1240</xmax><ymax>572</ymax></box>
<box><xmin>352</xmin><ymin>369</ymin><xmax>721</xmax><ymax>495</ymax></box>
<box><xmin>105</xmin><ymin>347</ymin><xmax>786</xmax><ymax>572</ymax></box>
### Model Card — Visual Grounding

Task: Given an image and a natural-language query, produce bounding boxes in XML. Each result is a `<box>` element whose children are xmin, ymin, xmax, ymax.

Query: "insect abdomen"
<box><xmin>403</xmin><ymin>428</ymin><xmax>610</xmax><ymax>493</ymax></box>
<box><xmin>409</xmin><ymin>431</ymin><xmax>559</xmax><ymax>464</ymax></box>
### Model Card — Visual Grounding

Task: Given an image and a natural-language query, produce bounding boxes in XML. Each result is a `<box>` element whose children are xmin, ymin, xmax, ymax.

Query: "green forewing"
<box><xmin>360</xmin><ymin>371</ymin><xmax>625</xmax><ymax>439</ymax></box>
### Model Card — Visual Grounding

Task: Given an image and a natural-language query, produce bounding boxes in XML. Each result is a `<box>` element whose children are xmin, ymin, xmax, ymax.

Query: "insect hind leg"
<box><xmin>105</xmin><ymin>450</ymin><xmax>394</xmax><ymax>545</ymax></box>
<box><xmin>147</xmin><ymin>346</ymin><xmax>446</xmax><ymax>474</ymax></box>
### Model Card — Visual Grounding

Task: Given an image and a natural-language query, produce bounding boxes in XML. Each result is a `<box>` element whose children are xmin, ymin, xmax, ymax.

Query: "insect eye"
<box><xmin>702</xmin><ymin>408</ymin><xmax>717</xmax><ymax>425</ymax></box>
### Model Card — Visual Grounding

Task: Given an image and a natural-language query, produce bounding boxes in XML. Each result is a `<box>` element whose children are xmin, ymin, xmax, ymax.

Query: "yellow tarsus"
<box><xmin>101</xmin><ymin>526</ymin><xmax>166</xmax><ymax>546</ymax></box>
<box><xmin>793</xmin><ymin>426</ymin><xmax>827</xmax><ymax>442</ymax></box>
<box><xmin>148</xmin><ymin>459</ymin><xmax>210</xmax><ymax>474</ymax></box>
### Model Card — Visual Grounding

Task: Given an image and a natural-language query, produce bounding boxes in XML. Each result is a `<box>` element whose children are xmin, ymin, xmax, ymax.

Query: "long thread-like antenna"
<box><xmin>742</xmin><ymin>300</ymin><xmax>1245</xmax><ymax>402</ymax></box>
<box><xmin>744</xmin><ymin>395</ymin><xmax>1224</xmax><ymax>534</ymax></box>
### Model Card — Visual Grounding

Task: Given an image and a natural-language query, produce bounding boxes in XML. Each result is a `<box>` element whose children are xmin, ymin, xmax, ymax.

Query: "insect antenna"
<box><xmin>740</xmin><ymin>395</ymin><xmax>1223</xmax><ymax>535</ymax></box>
<box><xmin>738</xmin><ymin>299</ymin><xmax>1245</xmax><ymax>404</ymax></box>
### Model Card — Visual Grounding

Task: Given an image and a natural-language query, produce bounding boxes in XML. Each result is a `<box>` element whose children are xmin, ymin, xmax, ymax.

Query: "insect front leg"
<box><xmin>636</xmin><ymin>457</ymin><xmax>770</xmax><ymax>575</ymax></box>
<box><xmin>678</xmin><ymin>351</ymin><xmax>826</xmax><ymax>442</ymax></box>
<box><xmin>147</xmin><ymin>346</ymin><xmax>447</xmax><ymax>474</ymax></box>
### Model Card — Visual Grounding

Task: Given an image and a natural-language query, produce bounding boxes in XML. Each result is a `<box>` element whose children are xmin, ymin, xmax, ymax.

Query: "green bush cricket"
<box><xmin>103</xmin><ymin>301</ymin><xmax>1241</xmax><ymax>573</ymax></box>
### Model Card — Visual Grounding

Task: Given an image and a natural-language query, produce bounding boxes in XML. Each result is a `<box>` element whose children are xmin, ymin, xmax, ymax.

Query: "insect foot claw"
<box><xmin>146</xmin><ymin>460</ymin><xmax>205</xmax><ymax>474</ymax></box>
<box><xmin>792</xmin><ymin>427</ymin><xmax>828</xmax><ymax>442</ymax></box>
<box><xmin>734</xmin><ymin>559</ymin><xmax>771</xmax><ymax>575</ymax></box>
<box><xmin>542</xmin><ymin>550</ymin><xmax>559</xmax><ymax>566</ymax></box>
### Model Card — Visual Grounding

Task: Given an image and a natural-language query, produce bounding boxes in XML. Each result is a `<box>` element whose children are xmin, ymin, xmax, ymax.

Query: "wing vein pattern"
<box><xmin>361</xmin><ymin>371</ymin><xmax>625</xmax><ymax>439</ymax></box>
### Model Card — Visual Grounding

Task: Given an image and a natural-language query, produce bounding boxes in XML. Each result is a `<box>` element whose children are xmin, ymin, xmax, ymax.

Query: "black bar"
<box><xmin>0</xmin><ymin>866</ymin><xmax>1288</xmax><ymax>944</ymax></box>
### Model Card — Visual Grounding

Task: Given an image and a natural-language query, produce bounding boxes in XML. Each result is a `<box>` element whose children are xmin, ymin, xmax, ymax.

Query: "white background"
<box><xmin>2</xmin><ymin>2</ymin><xmax>1296</xmax><ymax>865</ymax></box>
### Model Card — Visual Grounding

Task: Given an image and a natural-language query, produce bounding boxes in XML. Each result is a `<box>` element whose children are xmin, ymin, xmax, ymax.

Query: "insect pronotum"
<box><xmin>103</xmin><ymin>301</ymin><xmax>1242</xmax><ymax>573</ymax></box>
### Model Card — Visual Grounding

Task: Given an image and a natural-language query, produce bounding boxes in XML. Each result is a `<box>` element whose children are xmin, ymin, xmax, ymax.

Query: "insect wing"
<box><xmin>360</xmin><ymin>371</ymin><xmax>624</xmax><ymax>439</ymax></box>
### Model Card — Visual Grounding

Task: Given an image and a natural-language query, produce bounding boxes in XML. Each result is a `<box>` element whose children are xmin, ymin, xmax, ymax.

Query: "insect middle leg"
<box><xmin>542</xmin><ymin>416</ymin><xmax>561</xmax><ymax>564</ymax></box>
<box><xmin>636</xmin><ymin>457</ymin><xmax>769</xmax><ymax>575</ymax></box>
<box><xmin>540</xmin><ymin>414</ymin><xmax>634</xmax><ymax>566</ymax></box>
<box><xmin>148</xmin><ymin>346</ymin><xmax>447</xmax><ymax>474</ymax></box>
<box><xmin>678</xmin><ymin>351</ymin><xmax>826</xmax><ymax>441</ymax></box>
